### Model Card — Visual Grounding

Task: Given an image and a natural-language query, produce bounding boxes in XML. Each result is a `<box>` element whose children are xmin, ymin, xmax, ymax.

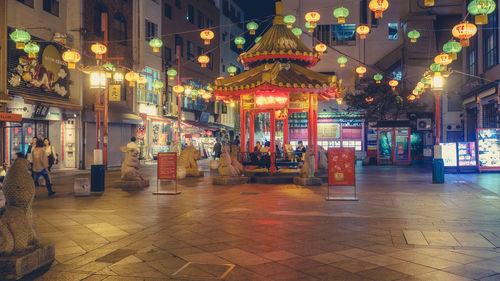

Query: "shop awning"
<box><xmin>182</xmin><ymin>120</ymin><xmax>219</xmax><ymax>131</ymax></box>
<box><xmin>209</xmin><ymin>122</ymin><xmax>234</xmax><ymax>130</ymax></box>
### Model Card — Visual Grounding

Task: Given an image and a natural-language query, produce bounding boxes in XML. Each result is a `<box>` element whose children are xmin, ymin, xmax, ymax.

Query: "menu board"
<box><xmin>458</xmin><ymin>142</ymin><xmax>477</xmax><ymax>167</ymax></box>
<box><xmin>477</xmin><ymin>129</ymin><xmax>500</xmax><ymax>171</ymax></box>
<box><xmin>157</xmin><ymin>152</ymin><xmax>177</xmax><ymax>180</ymax></box>
<box><xmin>328</xmin><ymin>148</ymin><xmax>355</xmax><ymax>186</ymax></box>
<box><xmin>440</xmin><ymin>142</ymin><xmax>458</xmax><ymax>167</ymax></box>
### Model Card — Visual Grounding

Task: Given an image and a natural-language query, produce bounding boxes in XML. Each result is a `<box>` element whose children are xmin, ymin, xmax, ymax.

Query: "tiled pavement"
<box><xmin>3</xmin><ymin>161</ymin><xmax>500</xmax><ymax>281</ymax></box>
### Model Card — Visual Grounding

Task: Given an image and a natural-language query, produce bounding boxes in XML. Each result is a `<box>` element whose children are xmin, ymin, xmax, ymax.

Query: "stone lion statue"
<box><xmin>178</xmin><ymin>145</ymin><xmax>203</xmax><ymax>177</ymax></box>
<box><xmin>0</xmin><ymin>158</ymin><xmax>39</xmax><ymax>256</ymax></box>
<box><xmin>318</xmin><ymin>146</ymin><xmax>328</xmax><ymax>170</ymax></box>
<box><xmin>219</xmin><ymin>146</ymin><xmax>240</xmax><ymax>176</ymax></box>
<box><xmin>299</xmin><ymin>147</ymin><xmax>316</xmax><ymax>178</ymax></box>
<box><xmin>120</xmin><ymin>146</ymin><xmax>145</xmax><ymax>181</ymax></box>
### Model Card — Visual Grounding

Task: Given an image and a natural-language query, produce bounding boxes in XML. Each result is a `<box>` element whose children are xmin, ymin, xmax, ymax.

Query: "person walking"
<box><xmin>213</xmin><ymin>141</ymin><xmax>222</xmax><ymax>159</ymax></box>
<box><xmin>32</xmin><ymin>139</ymin><xmax>55</xmax><ymax>196</ymax></box>
<box><xmin>44</xmin><ymin>138</ymin><xmax>57</xmax><ymax>172</ymax></box>
<box><xmin>26</xmin><ymin>137</ymin><xmax>37</xmax><ymax>168</ymax></box>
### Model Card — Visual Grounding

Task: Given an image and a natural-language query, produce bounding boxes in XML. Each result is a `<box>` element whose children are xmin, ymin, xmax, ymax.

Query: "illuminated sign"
<box><xmin>254</xmin><ymin>92</ymin><xmax>289</xmax><ymax>109</ymax></box>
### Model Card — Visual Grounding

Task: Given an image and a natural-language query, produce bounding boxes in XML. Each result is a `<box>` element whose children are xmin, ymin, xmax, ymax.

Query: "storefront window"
<box><xmin>137</xmin><ymin>67</ymin><xmax>160</xmax><ymax>107</ymax></box>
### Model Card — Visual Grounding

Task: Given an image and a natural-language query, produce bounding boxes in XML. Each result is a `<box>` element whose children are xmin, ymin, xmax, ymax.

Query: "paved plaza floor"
<box><xmin>4</xmin><ymin>161</ymin><xmax>500</xmax><ymax>281</ymax></box>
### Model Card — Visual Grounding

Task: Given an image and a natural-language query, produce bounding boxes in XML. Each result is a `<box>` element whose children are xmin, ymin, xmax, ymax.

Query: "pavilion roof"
<box><xmin>239</xmin><ymin>23</ymin><xmax>320</xmax><ymax>68</ymax></box>
<box><xmin>212</xmin><ymin>62</ymin><xmax>339</xmax><ymax>100</ymax></box>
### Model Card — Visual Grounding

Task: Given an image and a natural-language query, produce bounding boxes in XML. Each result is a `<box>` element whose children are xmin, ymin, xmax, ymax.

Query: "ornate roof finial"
<box><xmin>273</xmin><ymin>1</ymin><xmax>284</xmax><ymax>25</ymax></box>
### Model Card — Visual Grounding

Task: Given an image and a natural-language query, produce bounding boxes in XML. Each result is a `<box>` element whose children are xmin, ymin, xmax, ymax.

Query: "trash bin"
<box><xmin>91</xmin><ymin>165</ymin><xmax>105</xmax><ymax>192</ymax></box>
<box><xmin>432</xmin><ymin>158</ymin><xmax>444</xmax><ymax>184</ymax></box>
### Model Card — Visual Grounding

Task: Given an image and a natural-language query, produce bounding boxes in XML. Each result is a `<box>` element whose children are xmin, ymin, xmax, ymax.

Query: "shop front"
<box><xmin>3</xmin><ymin>97</ymin><xmax>80</xmax><ymax>168</ymax></box>
<box><xmin>289</xmin><ymin>112</ymin><xmax>365</xmax><ymax>158</ymax></box>
<box><xmin>181</xmin><ymin>120</ymin><xmax>218</xmax><ymax>158</ymax></box>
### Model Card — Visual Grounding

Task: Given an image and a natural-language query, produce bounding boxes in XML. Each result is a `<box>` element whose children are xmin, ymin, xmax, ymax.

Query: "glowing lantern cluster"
<box><xmin>255</xmin><ymin>36</ymin><xmax>262</xmax><ymax>43</ymax></box>
<box><xmin>452</xmin><ymin>21</ymin><xmax>477</xmax><ymax>47</ymax></box>
<box><xmin>234</xmin><ymin>36</ymin><xmax>246</xmax><ymax>49</ymax></box>
<box><xmin>408</xmin><ymin>30</ymin><xmax>420</xmax><ymax>43</ymax></box>
<box><xmin>284</xmin><ymin>15</ymin><xmax>296</xmax><ymax>28</ymax></box>
<box><xmin>434</xmin><ymin>53</ymin><xmax>452</xmax><ymax>67</ymax></box>
<box><xmin>388</xmin><ymin>79</ymin><xmax>398</xmax><ymax>91</ymax></box>
<box><xmin>468</xmin><ymin>0</ymin><xmax>496</xmax><ymax>25</ymax></box>
<box><xmin>292</xmin><ymin>27</ymin><xmax>303</xmax><ymax>38</ymax></box>
<box><xmin>305</xmin><ymin>11</ymin><xmax>320</xmax><ymax>25</ymax></box>
<box><xmin>91</xmin><ymin>43</ymin><xmax>107</xmax><ymax>60</ymax></box>
<box><xmin>373</xmin><ymin>74</ymin><xmax>383</xmax><ymax>83</ymax></box>
<box><xmin>10</xmin><ymin>29</ymin><xmax>31</xmax><ymax>49</ymax></box>
<box><xmin>62</xmin><ymin>50</ymin><xmax>81</xmax><ymax>69</ymax></box>
<box><xmin>90</xmin><ymin>71</ymin><xmax>106</xmax><ymax>89</ymax></box>
<box><xmin>430</xmin><ymin>63</ymin><xmax>445</xmax><ymax>76</ymax></box>
<box><xmin>443</xmin><ymin>40</ymin><xmax>462</xmax><ymax>60</ymax></box>
<box><xmin>198</xmin><ymin>55</ymin><xmax>210</xmax><ymax>67</ymax></box>
<box><xmin>356</xmin><ymin>25</ymin><xmax>370</xmax><ymax>39</ymax></box>
<box><xmin>113</xmin><ymin>72</ymin><xmax>124</xmax><ymax>82</ymax></box>
<box><xmin>125</xmin><ymin>71</ymin><xmax>139</xmax><ymax>87</ymax></box>
<box><xmin>369</xmin><ymin>0</ymin><xmax>389</xmax><ymax>19</ymax></box>
<box><xmin>365</xmin><ymin>97</ymin><xmax>374</xmax><ymax>103</ymax></box>
<box><xmin>356</xmin><ymin>66</ymin><xmax>367</xmax><ymax>77</ymax></box>
<box><xmin>333</xmin><ymin>7</ymin><xmax>349</xmax><ymax>24</ymax></box>
<box><xmin>149</xmin><ymin>38</ymin><xmax>163</xmax><ymax>52</ymax></box>
<box><xmin>199</xmin><ymin>89</ymin><xmax>212</xmax><ymax>102</ymax></box>
<box><xmin>246</xmin><ymin>21</ymin><xmax>259</xmax><ymax>35</ymax></box>
<box><xmin>337</xmin><ymin>56</ymin><xmax>347</xmax><ymax>67</ymax></box>
<box><xmin>314</xmin><ymin>43</ymin><xmax>327</xmax><ymax>55</ymax></box>
<box><xmin>228</xmin><ymin>65</ymin><xmax>237</xmax><ymax>76</ymax></box>
<box><xmin>407</xmin><ymin>94</ymin><xmax>416</xmax><ymax>101</ymax></box>
<box><xmin>24</xmin><ymin>42</ymin><xmax>40</xmax><ymax>58</ymax></box>
<box><xmin>200</xmin><ymin>30</ymin><xmax>214</xmax><ymax>45</ymax></box>
<box><xmin>167</xmin><ymin>69</ymin><xmax>177</xmax><ymax>80</ymax></box>
<box><xmin>424</xmin><ymin>0</ymin><xmax>434</xmax><ymax>7</ymax></box>
<box><xmin>336</xmin><ymin>98</ymin><xmax>343</xmax><ymax>105</ymax></box>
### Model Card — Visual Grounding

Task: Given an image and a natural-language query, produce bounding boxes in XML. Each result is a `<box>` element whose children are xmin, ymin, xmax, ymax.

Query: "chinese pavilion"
<box><xmin>212</xmin><ymin>1</ymin><xmax>340</xmax><ymax>172</ymax></box>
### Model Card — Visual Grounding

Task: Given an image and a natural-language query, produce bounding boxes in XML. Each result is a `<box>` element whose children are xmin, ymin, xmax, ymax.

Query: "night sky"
<box><xmin>235</xmin><ymin>0</ymin><xmax>279</xmax><ymax>21</ymax></box>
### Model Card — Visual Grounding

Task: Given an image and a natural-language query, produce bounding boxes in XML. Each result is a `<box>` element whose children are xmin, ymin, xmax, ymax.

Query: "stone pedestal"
<box><xmin>293</xmin><ymin>177</ymin><xmax>322</xmax><ymax>186</ymax></box>
<box><xmin>186</xmin><ymin>171</ymin><xmax>204</xmax><ymax>177</ymax></box>
<box><xmin>0</xmin><ymin>244</ymin><xmax>55</xmax><ymax>280</ymax></box>
<box><xmin>213</xmin><ymin>176</ymin><xmax>249</xmax><ymax>185</ymax></box>
<box><xmin>119</xmin><ymin>179</ymin><xmax>150</xmax><ymax>191</ymax></box>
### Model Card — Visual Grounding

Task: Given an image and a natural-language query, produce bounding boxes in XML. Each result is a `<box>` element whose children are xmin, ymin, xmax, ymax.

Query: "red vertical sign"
<box><xmin>157</xmin><ymin>152</ymin><xmax>177</xmax><ymax>180</ymax></box>
<box><xmin>328</xmin><ymin>148</ymin><xmax>355</xmax><ymax>186</ymax></box>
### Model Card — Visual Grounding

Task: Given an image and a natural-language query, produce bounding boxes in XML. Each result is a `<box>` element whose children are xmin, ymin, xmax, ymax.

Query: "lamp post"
<box><xmin>431</xmin><ymin>75</ymin><xmax>444</xmax><ymax>183</ymax></box>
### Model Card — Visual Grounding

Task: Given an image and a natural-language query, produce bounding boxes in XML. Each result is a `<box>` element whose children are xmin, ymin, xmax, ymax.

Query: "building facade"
<box><xmin>1</xmin><ymin>0</ymin><xmax>84</xmax><ymax>168</ymax></box>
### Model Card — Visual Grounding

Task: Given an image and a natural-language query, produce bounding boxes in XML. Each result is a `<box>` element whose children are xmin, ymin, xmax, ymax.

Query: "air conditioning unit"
<box><xmin>417</xmin><ymin>118</ymin><xmax>432</xmax><ymax>130</ymax></box>
<box><xmin>447</xmin><ymin>124</ymin><xmax>462</xmax><ymax>131</ymax></box>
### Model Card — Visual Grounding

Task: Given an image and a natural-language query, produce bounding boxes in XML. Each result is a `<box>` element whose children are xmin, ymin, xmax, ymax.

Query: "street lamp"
<box><xmin>90</xmin><ymin>70</ymin><xmax>106</xmax><ymax>89</ymax></box>
<box><xmin>431</xmin><ymin>74</ymin><xmax>445</xmax><ymax>183</ymax></box>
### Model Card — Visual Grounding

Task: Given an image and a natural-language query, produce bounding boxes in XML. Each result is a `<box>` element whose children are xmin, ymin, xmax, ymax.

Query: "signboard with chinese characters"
<box><xmin>157</xmin><ymin>152</ymin><xmax>177</xmax><ymax>180</ymax></box>
<box><xmin>0</xmin><ymin>113</ymin><xmax>22</xmax><ymax>122</ymax></box>
<box><xmin>254</xmin><ymin>91</ymin><xmax>289</xmax><ymax>109</ymax></box>
<box><xmin>318</xmin><ymin>123</ymin><xmax>340</xmax><ymax>139</ymax></box>
<box><xmin>477</xmin><ymin>128</ymin><xmax>500</xmax><ymax>171</ymax></box>
<box><xmin>328</xmin><ymin>148</ymin><xmax>355</xmax><ymax>186</ymax></box>
<box><xmin>109</xmin><ymin>85</ymin><xmax>121</xmax><ymax>101</ymax></box>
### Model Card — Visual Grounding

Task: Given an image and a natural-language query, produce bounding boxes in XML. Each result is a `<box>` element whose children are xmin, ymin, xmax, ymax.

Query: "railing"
<box><xmin>239</xmin><ymin>151</ymin><xmax>305</xmax><ymax>170</ymax></box>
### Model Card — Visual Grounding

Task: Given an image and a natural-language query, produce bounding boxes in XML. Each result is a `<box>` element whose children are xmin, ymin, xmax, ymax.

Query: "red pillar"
<box><xmin>283</xmin><ymin>117</ymin><xmax>289</xmax><ymax>145</ymax></box>
<box><xmin>270</xmin><ymin>109</ymin><xmax>276</xmax><ymax>173</ymax></box>
<box><xmin>240</xmin><ymin>96</ymin><xmax>246</xmax><ymax>153</ymax></box>
<box><xmin>308</xmin><ymin>94</ymin><xmax>313</xmax><ymax>147</ymax></box>
<box><xmin>249</xmin><ymin>111</ymin><xmax>255</xmax><ymax>152</ymax></box>
<box><xmin>313</xmin><ymin>94</ymin><xmax>318</xmax><ymax>170</ymax></box>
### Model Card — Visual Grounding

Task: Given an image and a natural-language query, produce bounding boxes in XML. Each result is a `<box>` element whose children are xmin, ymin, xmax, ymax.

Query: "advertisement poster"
<box><xmin>157</xmin><ymin>152</ymin><xmax>177</xmax><ymax>180</ymax></box>
<box><xmin>458</xmin><ymin>142</ymin><xmax>477</xmax><ymax>167</ymax></box>
<box><xmin>318</xmin><ymin>123</ymin><xmax>340</xmax><ymax>139</ymax></box>
<box><xmin>328</xmin><ymin>148</ymin><xmax>355</xmax><ymax>186</ymax></box>
<box><xmin>477</xmin><ymin>129</ymin><xmax>500</xmax><ymax>171</ymax></box>
<box><xmin>109</xmin><ymin>85</ymin><xmax>121</xmax><ymax>101</ymax></box>
<box><xmin>440</xmin><ymin>142</ymin><xmax>458</xmax><ymax>167</ymax></box>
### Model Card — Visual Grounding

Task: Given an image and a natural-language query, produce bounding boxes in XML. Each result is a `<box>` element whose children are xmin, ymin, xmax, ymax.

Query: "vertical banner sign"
<box><xmin>109</xmin><ymin>85</ymin><xmax>121</xmax><ymax>101</ymax></box>
<box><xmin>328</xmin><ymin>148</ymin><xmax>355</xmax><ymax>186</ymax></box>
<box><xmin>157</xmin><ymin>152</ymin><xmax>177</xmax><ymax>180</ymax></box>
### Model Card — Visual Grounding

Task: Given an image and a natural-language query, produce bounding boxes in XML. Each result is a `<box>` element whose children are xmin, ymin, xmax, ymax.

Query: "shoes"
<box><xmin>48</xmin><ymin>191</ymin><xmax>56</xmax><ymax>197</ymax></box>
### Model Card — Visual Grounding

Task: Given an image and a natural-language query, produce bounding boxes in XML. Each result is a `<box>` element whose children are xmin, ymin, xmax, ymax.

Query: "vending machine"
<box><xmin>64</xmin><ymin>118</ymin><xmax>76</xmax><ymax>168</ymax></box>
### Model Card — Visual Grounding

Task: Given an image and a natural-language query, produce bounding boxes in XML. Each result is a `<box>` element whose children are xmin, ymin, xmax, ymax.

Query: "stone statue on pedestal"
<box><xmin>218</xmin><ymin>146</ymin><xmax>240</xmax><ymax>176</ymax></box>
<box><xmin>119</xmin><ymin>146</ymin><xmax>149</xmax><ymax>189</ymax></box>
<box><xmin>0</xmin><ymin>158</ymin><xmax>54</xmax><ymax>280</ymax></box>
<box><xmin>294</xmin><ymin>146</ymin><xmax>322</xmax><ymax>186</ymax></box>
